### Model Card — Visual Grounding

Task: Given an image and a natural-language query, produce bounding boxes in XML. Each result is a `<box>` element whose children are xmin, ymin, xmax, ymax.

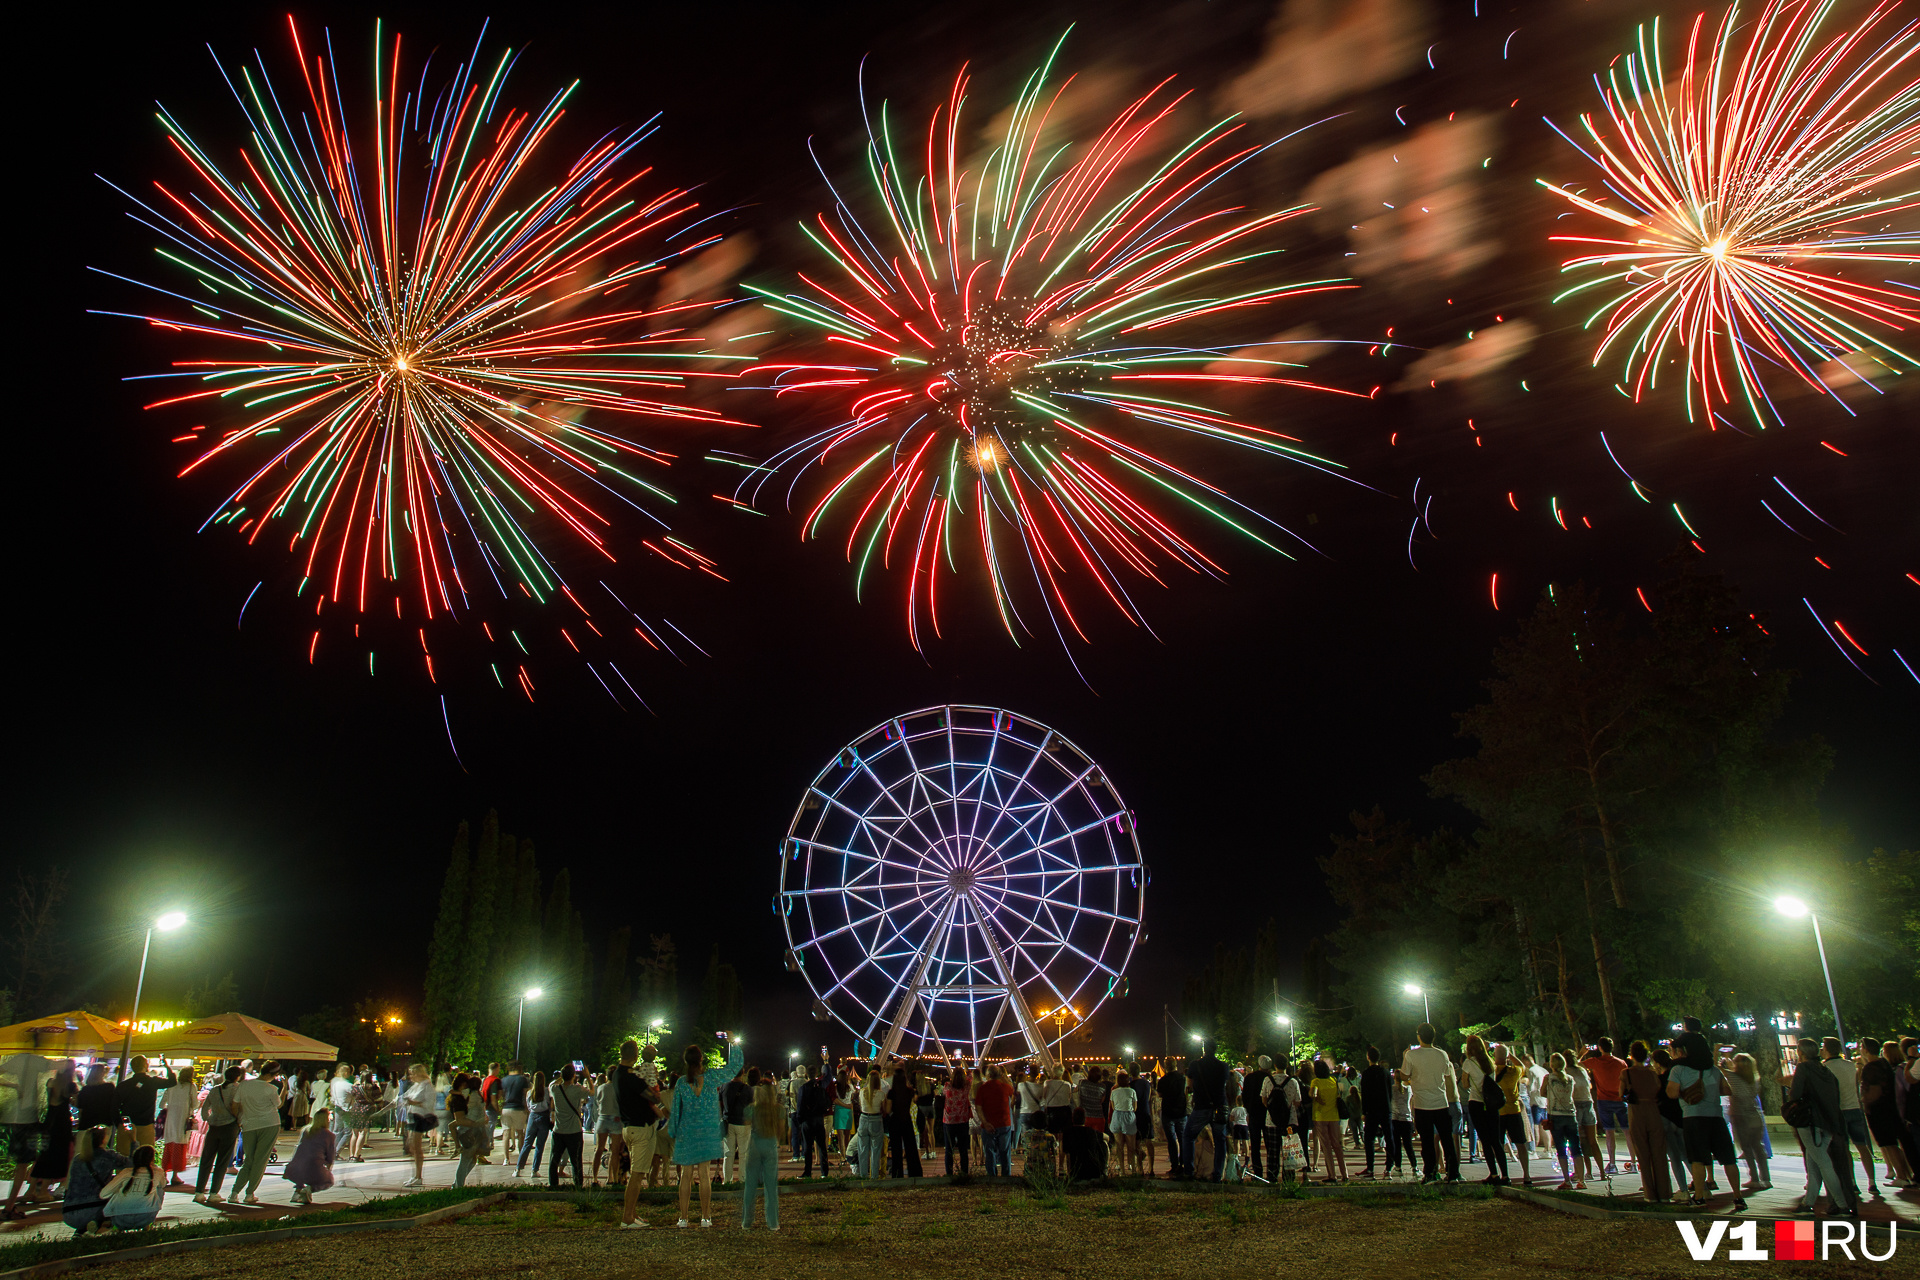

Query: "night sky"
<box><xmin>18</xmin><ymin>1</ymin><xmax>1916</xmax><ymax>1063</ymax></box>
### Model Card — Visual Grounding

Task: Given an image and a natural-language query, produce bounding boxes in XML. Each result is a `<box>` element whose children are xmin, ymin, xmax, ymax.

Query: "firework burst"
<box><xmin>96</xmin><ymin>18</ymin><xmax>743</xmax><ymax>694</ymax></box>
<box><xmin>735</xmin><ymin>36</ymin><xmax>1368</xmax><ymax>651</ymax></box>
<box><xmin>1540</xmin><ymin>0</ymin><xmax>1920</xmax><ymax>428</ymax></box>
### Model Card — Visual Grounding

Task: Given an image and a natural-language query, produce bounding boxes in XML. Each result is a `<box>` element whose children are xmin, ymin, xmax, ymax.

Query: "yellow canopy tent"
<box><xmin>130</xmin><ymin>1012</ymin><xmax>338</xmax><ymax>1062</ymax></box>
<box><xmin>0</xmin><ymin>1011</ymin><xmax>127</xmax><ymax>1056</ymax></box>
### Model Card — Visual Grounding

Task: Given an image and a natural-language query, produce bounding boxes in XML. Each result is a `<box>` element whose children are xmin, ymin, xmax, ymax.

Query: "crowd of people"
<box><xmin>6</xmin><ymin>1020</ymin><xmax>1917</xmax><ymax>1236</ymax></box>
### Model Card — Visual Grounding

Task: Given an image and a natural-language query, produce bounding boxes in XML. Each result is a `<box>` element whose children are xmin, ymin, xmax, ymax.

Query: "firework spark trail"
<box><xmin>733</xmin><ymin>34</ymin><xmax>1372</xmax><ymax>651</ymax></box>
<box><xmin>1539</xmin><ymin>0</ymin><xmax>1920</xmax><ymax>428</ymax></box>
<box><xmin>94</xmin><ymin>18</ymin><xmax>746</xmax><ymax>690</ymax></box>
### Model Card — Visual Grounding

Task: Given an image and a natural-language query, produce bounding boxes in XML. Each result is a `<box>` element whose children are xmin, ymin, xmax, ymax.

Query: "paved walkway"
<box><xmin>4</xmin><ymin>1125</ymin><xmax>1913</xmax><ymax>1246</ymax></box>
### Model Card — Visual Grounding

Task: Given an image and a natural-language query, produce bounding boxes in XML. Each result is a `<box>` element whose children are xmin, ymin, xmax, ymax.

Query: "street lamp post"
<box><xmin>1276</xmin><ymin>1015</ymin><xmax>1294</xmax><ymax>1060</ymax></box>
<box><xmin>1774</xmin><ymin>897</ymin><xmax>1845</xmax><ymax>1043</ymax></box>
<box><xmin>515</xmin><ymin>988</ymin><xmax>543</xmax><ymax>1060</ymax></box>
<box><xmin>1403</xmin><ymin>983</ymin><xmax>1431</xmax><ymax>1024</ymax></box>
<box><xmin>118</xmin><ymin>911</ymin><xmax>187</xmax><ymax>1075</ymax></box>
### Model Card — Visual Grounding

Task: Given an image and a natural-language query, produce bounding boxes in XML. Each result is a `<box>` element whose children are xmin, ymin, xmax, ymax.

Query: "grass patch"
<box><xmin>0</xmin><ymin>1187</ymin><xmax>496</xmax><ymax>1271</ymax></box>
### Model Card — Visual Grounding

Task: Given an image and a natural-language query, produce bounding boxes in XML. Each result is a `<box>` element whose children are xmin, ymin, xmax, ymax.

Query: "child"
<box><xmin>283</xmin><ymin>1109</ymin><xmax>337</xmax><ymax>1205</ymax></box>
<box><xmin>100</xmin><ymin>1145</ymin><xmax>165</xmax><ymax>1232</ymax></box>
<box><xmin>1230</xmin><ymin>1100</ymin><xmax>1251</xmax><ymax>1178</ymax></box>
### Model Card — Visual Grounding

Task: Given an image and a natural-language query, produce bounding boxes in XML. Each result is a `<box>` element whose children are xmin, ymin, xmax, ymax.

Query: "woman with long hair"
<box><xmin>158</xmin><ymin>1068</ymin><xmax>196</xmax><ymax>1189</ymax></box>
<box><xmin>668</xmin><ymin>1036</ymin><xmax>743</xmax><ymax>1227</ymax></box>
<box><xmin>740</xmin><ymin>1068</ymin><xmax>789</xmax><ymax>1230</ymax></box>
<box><xmin>942</xmin><ymin>1067</ymin><xmax>973</xmax><ymax>1176</ymax></box>
<box><xmin>590</xmin><ymin>1064</ymin><xmax>624</xmax><ymax>1189</ymax></box>
<box><xmin>1567</xmin><ymin>1050</ymin><xmax>1601</xmax><ymax>1183</ymax></box>
<box><xmin>1543</xmin><ymin>1053</ymin><xmax>1580</xmax><ymax>1188</ymax></box>
<box><xmin>1461</xmin><ymin>1035</ymin><xmax>1507</xmax><ymax>1186</ymax></box>
<box><xmin>549</xmin><ymin>1064</ymin><xmax>589</xmax><ymax>1188</ymax></box>
<box><xmin>1725</xmin><ymin>1052</ymin><xmax>1772</xmax><ymax>1192</ymax></box>
<box><xmin>517</xmin><ymin>1071</ymin><xmax>552</xmax><ymax>1179</ymax></box>
<box><xmin>856</xmin><ymin>1067</ymin><xmax>888</xmax><ymax>1180</ymax></box>
<box><xmin>1310</xmin><ymin>1060</ymin><xmax>1347</xmax><ymax>1183</ymax></box>
<box><xmin>1488</xmin><ymin>1043</ymin><xmax>1530</xmax><ymax>1187</ymax></box>
<box><xmin>100</xmin><ymin>1144</ymin><xmax>164</xmax><ymax>1232</ymax></box>
<box><xmin>1108</xmin><ymin>1070</ymin><xmax>1140</xmax><ymax>1175</ymax></box>
<box><xmin>833</xmin><ymin>1067</ymin><xmax>854</xmax><ymax>1162</ymax></box>
<box><xmin>283</xmin><ymin>1108</ymin><xmax>337</xmax><ymax>1203</ymax></box>
<box><xmin>26</xmin><ymin>1065</ymin><xmax>77</xmax><ymax>1207</ymax></box>
<box><xmin>886</xmin><ymin>1067</ymin><xmax>923</xmax><ymax>1178</ymax></box>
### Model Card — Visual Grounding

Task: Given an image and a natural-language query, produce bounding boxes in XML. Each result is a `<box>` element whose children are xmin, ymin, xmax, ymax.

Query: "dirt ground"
<box><xmin>74</xmin><ymin>1185</ymin><xmax>1903</xmax><ymax>1279</ymax></box>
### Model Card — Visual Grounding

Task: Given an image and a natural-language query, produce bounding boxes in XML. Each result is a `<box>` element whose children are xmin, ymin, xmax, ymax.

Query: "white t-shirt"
<box><xmin>330</xmin><ymin>1076</ymin><xmax>354</xmax><ymax>1113</ymax></box>
<box><xmin>404</xmin><ymin>1079</ymin><xmax>437</xmax><ymax>1117</ymax></box>
<box><xmin>1569</xmin><ymin>1065</ymin><xmax>1593</xmax><ymax>1104</ymax></box>
<box><xmin>1400</xmin><ymin>1045</ymin><xmax>1457</xmax><ymax>1111</ymax></box>
<box><xmin>233</xmin><ymin>1078</ymin><xmax>283</xmax><ymax>1131</ymax></box>
<box><xmin>1825</xmin><ymin>1058</ymin><xmax>1862</xmax><ymax>1111</ymax></box>
<box><xmin>1526</xmin><ymin>1064</ymin><xmax>1548</xmax><ymax>1104</ymax></box>
<box><xmin>1</xmin><ymin>1054</ymin><xmax>51</xmax><ymax>1124</ymax></box>
<box><xmin>1018</xmin><ymin>1080</ymin><xmax>1045</xmax><ymax>1114</ymax></box>
<box><xmin>1230</xmin><ymin>1105</ymin><xmax>1248</xmax><ymax>1127</ymax></box>
<box><xmin>1462</xmin><ymin>1058</ymin><xmax>1489</xmax><ymax>1098</ymax></box>
<box><xmin>1108</xmin><ymin>1085</ymin><xmax>1136</xmax><ymax>1113</ymax></box>
<box><xmin>1391</xmin><ymin>1081</ymin><xmax>1413</xmax><ymax>1121</ymax></box>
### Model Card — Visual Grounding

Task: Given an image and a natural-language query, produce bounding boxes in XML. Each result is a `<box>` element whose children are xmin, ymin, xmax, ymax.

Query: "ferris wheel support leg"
<box><xmin>976</xmin><ymin>907</ymin><xmax>1056</xmax><ymax>1073</ymax></box>
<box><xmin>879</xmin><ymin>907</ymin><xmax>954</xmax><ymax>1062</ymax></box>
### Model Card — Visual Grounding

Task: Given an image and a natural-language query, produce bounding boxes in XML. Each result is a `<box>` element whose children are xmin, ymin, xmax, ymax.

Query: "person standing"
<box><xmin>722</xmin><ymin>1068</ymin><xmax>752</xmax><ymax>1186</ymax></box>
<box><xmin>1621</xmin><ymin>1041</ymin><xmax>1669</xmax><ymax>1202</ymax></box>
<box><xmin>1725</xmin><ymin>1053</ymin><xmax>1773</xmax><ymax>1192</ymax></box>
<box><xmin>855</xmin><ymin>1067</ymin><xmax>888</xmax><ymax>1181</ymax></box>
<box><xmin>1787</xmin><ymin>1038</ymin><xmax>1856</xmax><ymax>1218</ymax></box>
<box><xmin>1491</xmin><ymin>1043</ymin><xmax>1530</xmax><ymax>1187</ymax></box>
<box><xmin>1308</xmin><ymin>1060</ymin><xmax>1347</xmax><ymax>1183</ymax></box>
<box><xmin>1400</xmin><ymin>1024</ymin><xmax>1460</xmax><ymax>1183</ymax></box>
<box><xmin>401</xmin><ymin>1063</ymin><xmax>439</xmax><ymax>1189</ymax></box>
<box><xmin>159</xmin><ymin>1068</ymin><xmax>196</xmax><ymax>1189</ymax></box>
<box><xmin>1858</xmin><ymin>1038</ymin><xmax>1915</xmax><ymax>1188</ymax></box>
<box><xmin>1461</xmin><ymin>1036</ymin><xmax>1506</xmax><ymax>1186</ymax></box>
<box><xmin>115</xmin><ymin>1059</ymin><xmax>164</xmax><ymax>1157</ymax></box>
<box><xmin>74</xmin><ymin>1065</ymin><xmax>121</xmax><ymax>1146</ymax></box>
<box><xmin>1077</xmin><ymin>1067</ymin><xmax>1110</xmax><ymax>1133</ymax></box>
<box><xmin>942</xmin><ymin>1068</ymin><xmax>972</xmax><ymax>1176</ymax></box>
<box><xmin>977</xmin><ymin>1065</ymin><xmax>1015</xmax><ymax>1176</ymax></box>
<box><xmin>1385</xmin><ymin>1071</ymin><xmax>1415</xmax><ymax>1178</ymax></box>
<box><xmin>886</xmin><ymin>1066</ymin><xmax>923</xmax><ymax>1178</ymax></box>
<box><xmin>797</xmin><ymin>1067</ymin><xmax>832</xmax><ymax>1177</ymax></box>
<box><xmin>1359</xmin><ymin>1047</ymin><xmax>1391</xmax><ymax>1179</ymax></box>
<box><xmin>1107</xmin><ymin>1070</ymin><xmax>1140</xmax><ymax>1176</ymax></box>
<box><xmin>1583</xmin><ymin>1038</ymin><xmax>1631</xmax><ymax>1173</ymax></box>
<box><xmin>2</xmin><ymin>1053</ymin><xmax>55</xmax><ymax>1220</ymax></box>
<box><xmin>27</xmin><ymin>1066</ymin><xmax>77</xmax><ymax>1211</ymax></box>
<box><xmin>625</xmin><ymin>1043</ymin><xmax>672</xmax><ymax>1228</ymax></box>
<box><xmin>449</xmin><ymin>1091</ymin><xmax>487</xmax><ymax>1188</ymax></box>
<box><xmin>590</xmin><ymin>1066</ymin><xmax>623</xmax><ymax>1188</ymax></box>
<box><xmin>1015</xmin><ymin>1067</ymin><xmax>1045</xmax><ymax>1163</ymax></box>
<box><xmin>668</xmin><ymin>1035</ymin><xmax>743</xmax><ymax>1227</ymax></box>
<box><xmin>1817</xmin><ymin>1037</ymin><xmax>1877</xmax><ymax>1199</ymax></box>
<box><xmin>739</xmin><ymin>1069</ymin><xmax>788</xmax><ymax>1231</ymax></box>
<box><xmin>497</xmin><ymin>1061</ymin><xmax>530</xmax><ymax>1167</ymax></box>
<box><xmin>548</xmin><ymin>1065</ymin><xmax>589</xmax><ymax>1189</ymax></box>
<box><xmin>227</xmin><ymin>1062</ymin><xmax>284</xmax><ymax>1205</ymax></box>
<box><xmin>1666</xmin><ymin>1041</ymin><xmax>1746</xmax><ymax>1210</ymax></box>
<box><xmin>191</xmin><ymin>1067</ymin><xmax>241</xmax><ymax>1204</ymax></box>
<box><xmin>1182</xmin><ymin>1039</ymin><xmax>1232</xmax><ymax>1183</ymax></box>
<box><xmin>517</xmin><ymin>1072</ymin><xmax>553</xmax><ymax>1181</ymax></box>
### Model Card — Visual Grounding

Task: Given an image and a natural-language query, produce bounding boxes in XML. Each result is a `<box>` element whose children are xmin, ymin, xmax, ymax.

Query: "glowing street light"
<box><xmin>1403</xmin><ymin>983</ymin><xmax>1431</xmax><ymax>1023</ymax></box>
<box><xmin>119</xmin><ymin>910</ymin><xmax>188</xmax><ymax>1075</ymax></box>
<box><xmin>515</xmin><ymin>987</ymin><xmax>543</xmax><ymax>1060</ymax></box>
<box><xmin>1276</xmin><ymin>1014</ymin><xmax>1295</xmax><ymax>1058</ymax></box>
<box><xmin>1775</xmin><ymin>896</ymin><xmax>1845</xmax><ymax>1042</ymax></box>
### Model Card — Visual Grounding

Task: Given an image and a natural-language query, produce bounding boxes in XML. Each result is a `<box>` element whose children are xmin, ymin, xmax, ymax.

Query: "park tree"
<box><xmin>181</xmin><ymin>971</ymin><xmax>240</xmax><ymax>1020</ymax></box>
<box><xmin>8</xmin><ymin>866</ymin><xmax>69</xmax><ymax>1015</ymax></box>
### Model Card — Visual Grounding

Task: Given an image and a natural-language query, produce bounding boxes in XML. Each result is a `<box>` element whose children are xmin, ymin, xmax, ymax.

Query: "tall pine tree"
<box><xmin>421</xmin><ymin>821</ymin><xmax>472</xmax><ymax>1067</ymax></box>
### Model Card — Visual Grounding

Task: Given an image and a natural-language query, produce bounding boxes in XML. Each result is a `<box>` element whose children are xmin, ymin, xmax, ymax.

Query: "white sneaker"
<box><xmin>676</xmin><ymin>1218</ymin><xmax>689</xmax><ymax>1228</ymax></box>
<box><xmin>193</xmin><ymin>1193</ymin><xmax>207</xmax><ymax>1204</ymax></box>
<box><xmin>621</xmin><ymin>1220</ymin><xmax>647</xmax><ymax>1229</ymax></box>
<box><xmin>513</xmin><ymin>1169</ymin><xmax>524</xmax><ymax>1178</ymax></box>
<box><xmin>700</xmin><ymin>1218</ymin><xmax>713</xmax><ymax>1228</ymax></box>
<box><xmin>245</xmin><ymin>1195</ymin><xmax>261</xmax><ymax>1205</ymax></box>
<box><xmin>403</xmin><ymin>1177</ymin><xmax>423</xmax><ymax>1189</ymax></box>
<box><xmin>207</xmin><ymin>1193</ymin><xmax>225</xmax><ymax>1205</ymax></box>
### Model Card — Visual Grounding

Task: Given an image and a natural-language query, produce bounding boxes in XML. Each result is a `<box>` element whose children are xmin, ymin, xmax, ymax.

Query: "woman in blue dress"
<box><xmin>667</xmin><ymin>1033</ymin><xmax>742</xmax><ymax>1228</ymax></box>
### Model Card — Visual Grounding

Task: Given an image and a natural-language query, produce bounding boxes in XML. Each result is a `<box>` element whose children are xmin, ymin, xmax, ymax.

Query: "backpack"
<box><xmin>1480</xmin><ymin>1068</ymin><xmax>1506</xmax><ymax>1112</ymax></box>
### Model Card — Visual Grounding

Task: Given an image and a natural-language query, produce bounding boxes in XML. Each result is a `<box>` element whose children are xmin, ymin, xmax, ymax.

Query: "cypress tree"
<box><xmin>594</xmin><ymin>927</ymin><xmax>633</xmax><ymax>1067</ymax></box>
<box><xmin>450</xmin><ymin>812</ymin><xmax>500</xmax><ymax>1067</ymax></box>
<box><xmin>421</xmin><ymin>821</ymin><xmax>472</xmax><ymax>1067</ymax></box>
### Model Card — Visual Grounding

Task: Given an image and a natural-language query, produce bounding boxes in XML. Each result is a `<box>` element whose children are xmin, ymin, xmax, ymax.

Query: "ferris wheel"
<box><xmin>777</xmin><ymin>705</ymin><xmax>1146</xmax><ymax>1068</ymax></box>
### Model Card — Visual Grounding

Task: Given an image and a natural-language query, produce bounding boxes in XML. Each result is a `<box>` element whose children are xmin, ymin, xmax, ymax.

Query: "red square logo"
<box><xmin>1775</xmin><ymin>1220</ymin><xmax>1816</xmax><ymax>1261</ymax></box>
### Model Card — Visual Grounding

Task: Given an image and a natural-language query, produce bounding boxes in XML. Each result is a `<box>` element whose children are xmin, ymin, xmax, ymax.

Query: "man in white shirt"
<box><xmin>1399</xmin><ymin>1024</ymin><xmax>1460</xmax><ymax>1182</ymax></box>
<box><xmin>1822</xmin><ymin>1037</ymin><xmax>1880</xmax><ymax>1198</ymax></box>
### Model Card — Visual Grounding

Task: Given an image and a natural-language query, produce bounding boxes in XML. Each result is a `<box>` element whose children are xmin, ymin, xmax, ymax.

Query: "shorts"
<box><xmin>7</xmin><ymin>1122</ymin><xmax>44</xmax><ymax>1163</ymax></box>
<box><xmin>503</xmin><ymin>1110</ymin><xmax>528</xmax><ymax>1134</ymax></box>
<box><xmin>623</xmin><ymin>1124</ymin><xmax>657</xmax><ymax>1167</ymax></box>
<box><xmin>1682</xmin><ymin>1115</ymin><xmax>1737</xmax><ymax>1166</ymax></box>
<box><xmin>1109</xmin><ymin>1113</ymin><xmax>1136</xmax><ymax>1136</ymax></box>
<box><xmin>1595</xmin><ymin>1100</ymin><xmax>1628</xmax><ymax>1131</ymax></box>
<box><xmin>1499</xmin><ymin>1113</ymin><xmax>1529</xmax><ymax>1149</ymax></box>
<box><xmin>1840</xmin><ymin>1109</ymin><xmax>1872</xmax><ymax>1148</ymax></box>
<box><xmin>1574</xmin><ymin>1101</ymin><xmax>1597</xmax><ymax>1129</ymax></box>
<box><xmin>408</xmin><ymin>1114</ymin><xmax>439</xmax><ymax>1134</ymax></box>
<box><xmin>1231</xmin><ymin>1124</ymin><xmax>1249</xmax><ymax>1141</ymax></box>
<box><xmin>1865</xmin><ymin>1106</ymin><xmax>1903</xmax><ymax>1146</ymax></box>
<box><xmin>594</xmin><ymin>1117</ymin><xmax>623</xmax><ymax>1136</ymax></box>
<box><xmin>1531</xmin><ymin>1105</ymin><xmax>1547</xmax><ymax>1126</ymax></box>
